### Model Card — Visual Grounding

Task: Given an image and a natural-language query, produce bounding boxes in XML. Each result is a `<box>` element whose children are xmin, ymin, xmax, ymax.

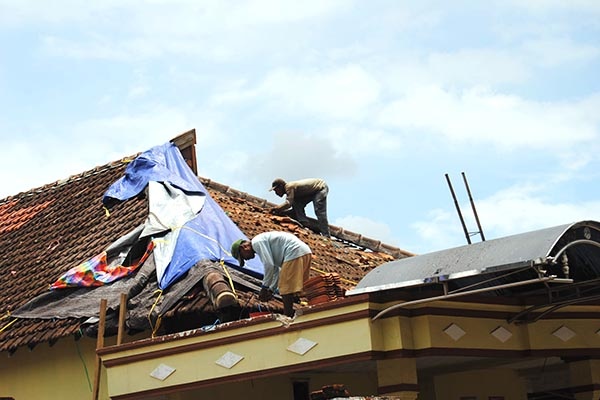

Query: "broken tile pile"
<box><xmin>303</xmin><ymin>273</ymin><xmax>345</xmax><ymax>306</ymax></box>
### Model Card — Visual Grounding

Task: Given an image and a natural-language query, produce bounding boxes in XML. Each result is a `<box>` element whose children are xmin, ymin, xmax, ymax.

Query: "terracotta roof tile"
<box><xmin>0</xmin><ymin>141</ymin><xmax>413</xmax><ymax>353</ymax></box>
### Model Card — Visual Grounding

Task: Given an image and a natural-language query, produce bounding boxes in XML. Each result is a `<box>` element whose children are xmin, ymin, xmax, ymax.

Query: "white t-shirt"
<box><xmin>252</xmin><ymin>231</ymin><xmax>311</xmax><ymax>291</ymax></box>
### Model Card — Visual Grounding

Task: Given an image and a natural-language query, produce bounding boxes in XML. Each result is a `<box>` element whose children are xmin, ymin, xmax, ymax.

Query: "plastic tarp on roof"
<box><xmin>103</xmin><ymin>141</ymin><xmax>263</xmax><ymax>289</ymax></box>
<box><xmin>14</xmin><ymin>252</ymin><xmax>263</xmax><ymax>329</ymax></box>
<box><xmin>14</xmin><ymin>140</ymin><xmax>266</xmax><ymax>322</ymax></box>
<box><xmin>348</xmin><ymin>220</ymin><xmax>600</xmax><ymax>296</ymax></box>
<box><xmin>103</xmin><ymin>141</ymin><xmax>205</xmax><ymax>201</ymax></box>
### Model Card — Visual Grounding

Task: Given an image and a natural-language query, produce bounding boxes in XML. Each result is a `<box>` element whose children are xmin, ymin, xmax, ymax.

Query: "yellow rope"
<box><xmin>103</xmin><ymin>206</ymin><xmax>110</xmax><ymax>218</ymax></box>
<box><xmin>0</xmin><ymin>317</ymin><xmax>17</xmax><ymax>334</ymax></box>
<box><xmin>152</xmin><ymin>316</ymin><xmax>162</xmax><ymax>338</ymax></box>
<box><xmin>220</xmin><ymin>260</ymin><xmax>237</xmax><ymax>296</ymax></box>
<box><xmin>177</xmin><ymin>225</ymin><xmax>233</xmax><ymax>257</ymax></box>
<box><xmin>173</xmin><ymin>224</ymin><xmax>358</xmax><ymax>286</ymax></box>
<box><xmin>0</xmin><ymin>311</ymin><xmax>11</xmax><ymax>321</ymax></box>
<box><xmin>310</xmin><ymin>265</ymin><xmax>357</xmax><ymax>286</ymax></box>
<box><xmin>148</xmin><ymin>289</ymin><xmax>163</xmax><ymax>338</ymax></box>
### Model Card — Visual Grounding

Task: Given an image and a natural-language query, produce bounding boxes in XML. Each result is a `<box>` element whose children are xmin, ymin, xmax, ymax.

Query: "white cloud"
<box><xmin>217</xmin><ymin>65</ymin><xmax>381</xmax><ymax>121</ymax></box>
<box><xmin>41</xmin><ymin>35</ymin><xmax>163</xmax><ymax>61</ymax></box>
<box><xmin>412</xmin><ymin>182</ymin><xmax>600</xmax><ymax>254</ymax></box>
<box><xmin>378</xmin><ymin>85</ymin><xmax>600</xmax><ymax>151</ymax></box>
<box><xmin>334</xmin><ymin>215</ymin><xmax>400</xmax><ymax>247</ymax></box>
<box><xmin>426</xmin><ymin>49</ymin><xmax>530</xmax><ymax>86</ymax></box>
<box><xmin>0</xmin><ymin>107</ymin><xmax>195</xmax><ymax>199</ymax></box>
<box><xmin>7</xmin><ymin>0</ymin><xmax>350</xmax><ymax>62</ymax></box>
<box><xmin>247</xmin><ymin>132</ymin><xmax>357</xmax><ymax>184</ymax></box>
<box><xmin>0</xmin><ymin>0</ymin><xmax>348</xmax><ymax>27</ymax></box>
<box><xmin>475</xmin><ymin>184</ymin><xmax>600</xmax><ymax>236</ymax></box>
<box><xmin>324</xmin><ymin>125</ymin><xmax>403</xmax><ymax>157</ymax></box>
<box><xmin>72</xmin><ymin>107</ymin><xmax>192</xmax><ymax>156</ymax></box>
<box><xmin>503</xmin><ymin>0</ymin><xmax>600</xmax><ymax>14</ymax></box>
<box><xmin>412</xmin><ymin>209</ymin><xmax>467</xmax><ymax>253</ymax></box>
<box><xmin>522</xmin><ymin>38</ymin><xmax>600</xmax><ymax>67</ymax></box>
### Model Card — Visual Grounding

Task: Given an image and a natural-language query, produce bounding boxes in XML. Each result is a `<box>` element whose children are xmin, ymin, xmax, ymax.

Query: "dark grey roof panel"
<box><xmin>348</xmin><ymin>220</ymin><xmax>600</xmax><ymax>295</ymax></box>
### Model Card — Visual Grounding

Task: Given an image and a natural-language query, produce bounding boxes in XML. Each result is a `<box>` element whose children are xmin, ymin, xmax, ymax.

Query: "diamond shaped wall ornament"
<box><xmin>287</xmin><ymin>338</ymin><xmax>318</xmax><ymax>355</ymax></box>
<box><xmin>215</xmin><ymin>351</ymin><xmax>244</xmax><ymax>369</ymax></box>
<box><xmin>443</xmin><ymin>323</ymin><xmax>466</xmax><ymax>341</ymax></box>
<box><xmin>150</xmin><ymin>363</ymin><xmax>176</xmax><ymax>381</ymax></box>
<box><xmin>491</xmin><ymin>326</ymin><xmax>513</xmax><ymax>343</ymax></box>
<box><xmin>553</xmin><ymin>325</ymin><xmax>576</xmax><ymax>342</ymax></box>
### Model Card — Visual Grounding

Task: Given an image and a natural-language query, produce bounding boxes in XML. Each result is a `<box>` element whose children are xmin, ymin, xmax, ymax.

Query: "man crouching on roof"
<box><xmin>231</xmin><ymin>231</ymin><xmax>312</xmax><ymax>317</ymax></box>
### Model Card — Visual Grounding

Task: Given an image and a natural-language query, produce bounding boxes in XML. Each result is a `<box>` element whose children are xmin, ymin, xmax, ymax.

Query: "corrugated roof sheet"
<box><xmin>349</xmin><ymin>220</ymin><xmax>600</xmax><ymax>296</ymax></box>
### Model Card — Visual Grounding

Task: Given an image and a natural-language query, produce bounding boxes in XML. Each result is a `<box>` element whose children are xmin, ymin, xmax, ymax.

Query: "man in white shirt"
<box><xmin>230</xmin><ymin>231</ymin><xmax>312</xmax><ymax>317</ymax></box>
<box><xmin>268</xmin><ymin>178</ymin><xmax>330</xmax><ymax>237</ymax></box>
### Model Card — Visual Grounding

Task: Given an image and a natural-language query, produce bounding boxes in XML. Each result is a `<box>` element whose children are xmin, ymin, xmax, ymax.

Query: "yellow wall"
<box><xmin>10</xmin><ymin>299</ymin><xmax>598</xmax><ymax>400</ymax></box>
<box><xmin>434</xmin><ymin>368</ymin><xmax>527</xmax><ymax>400</ymax></box>
<box><xmin>103</xmin><ymin>316</ymin><xmax>373</xmax><ymax>397</ymax></box>
<box><xmin>0</xmin><ymin>336</ymin><xmax>110</xmax><ymax>400</ymax></box>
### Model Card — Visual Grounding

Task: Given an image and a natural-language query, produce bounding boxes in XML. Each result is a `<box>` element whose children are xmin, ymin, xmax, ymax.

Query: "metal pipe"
<box><xmin>551</xmin><ymin>239</ymin><xmax>600</xmax><ymax>261</ymax></box>
<box><xmin>527</xmin><ymin>293</ymin><xmax>600</xmax><ymax>323</ymax></box>
<box><xmin>371</xmin><ymin>276</ymin><xmax>572</xmax><ymax>321</ymax></box>
<box><xmin>445</xmin><ymin>173</ymin><xmax>471</xmax><ymax>244</ymax></box>
<box><xmin>461</xmin><ymin>172</ymin><xmax>485</xmax><ymax>241</ymax></box>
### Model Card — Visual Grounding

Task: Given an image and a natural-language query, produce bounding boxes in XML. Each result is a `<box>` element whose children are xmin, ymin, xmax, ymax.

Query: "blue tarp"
<box><xmin>103</xmin><ymin>141</ymin><xmax>264</xmax><ymax>289</ymax></box>
<box><xmin>103</xmin><ymin>142</ymin><xmax>205</xmax><ymax>202</ymax></box>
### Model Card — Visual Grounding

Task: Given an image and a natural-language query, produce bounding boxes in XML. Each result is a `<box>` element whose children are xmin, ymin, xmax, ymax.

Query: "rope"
<box><xmin>177</xmin><ymin>225</ymin><xmax>233</xmax><ymax>257</ymax></box>
<box><xmin>0</xmin><ymin>311</ymin><xmax>11</xmax><ymax>321</ymax></box>
<box><xmin>310</xmin><ymin>265</ymin><xmax>357</xmax><ymax>286</ymax></box>
<box><xmin>220</xmin><ymin>260</ymin><xmax>237</xmax><ymax>295</ymax></box>
<box><xmin>0</xmin><ymin>317</ymin><xmax>17</xmax><ymax>334</ymax></box>
<box><xmin>148</xmin><ymin>289</ymin><xmax>163</xmax><ymax>338</ymax></box>
<box><xmin>103</xmin><ymin>206</ymin><xmax>110</xmax><ymax>218</ymax></box>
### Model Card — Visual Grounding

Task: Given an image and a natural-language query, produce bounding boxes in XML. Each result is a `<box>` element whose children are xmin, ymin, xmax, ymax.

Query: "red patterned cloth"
<box><xmin>50</xmin><ymin>241</ymin><xmax>154</xmax><ymax>289</ymax></box>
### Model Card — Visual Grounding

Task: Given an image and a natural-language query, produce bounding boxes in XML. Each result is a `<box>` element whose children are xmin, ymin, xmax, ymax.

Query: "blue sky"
<box><xmin>1</xmin><ymin>1</ymin><xmax>599</xmax><ymax>255</ymax></box>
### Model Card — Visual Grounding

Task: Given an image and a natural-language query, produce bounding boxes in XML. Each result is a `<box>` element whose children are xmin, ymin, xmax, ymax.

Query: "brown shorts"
<box><xmin>278</xmin><ymin>253</ymin><xmax>312</xmax><ymax>295</ymax></box>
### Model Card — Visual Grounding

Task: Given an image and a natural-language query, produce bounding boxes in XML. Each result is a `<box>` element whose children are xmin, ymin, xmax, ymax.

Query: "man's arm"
<box><xmin>262</xmin><ymin>262</ymin><xmax>279</xmax><ymax>292</ymax></box>
<box><xmin>269</xmin><ymin>186</ymin><xmax>295</xmax><ymax>213</ymax></box>
<box><xmin>253</xmin><ymin>241</ymin><xmax>279</xmax><ymax>291</ymax></box>
<box><xmin>269</xmin><ymin>199</ymin><xmax>291</xmax><ymax>213</ymax></box>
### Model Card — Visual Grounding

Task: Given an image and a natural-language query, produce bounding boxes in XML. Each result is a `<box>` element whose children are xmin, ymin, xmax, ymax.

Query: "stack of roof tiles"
<box><xmin>303</xmin><ymin>273</ymin><xmax>345</xmax><ymax>305</ymax></box>
<box><xmin>0</xmin><ymin>132</ymin><xmax>414</xmax><ymax>354</ymax></box>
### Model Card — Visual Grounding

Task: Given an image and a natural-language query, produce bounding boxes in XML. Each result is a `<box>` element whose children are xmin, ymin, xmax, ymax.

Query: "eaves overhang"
<box><xmin>98</xmin><ymin>296</ymin><xmax>376</xmax><ymax>399</ymax></box>
<box><xmin>97</xmin><ymin>291</ymin><xmax>600</xmax><ymax>399</ymax></box>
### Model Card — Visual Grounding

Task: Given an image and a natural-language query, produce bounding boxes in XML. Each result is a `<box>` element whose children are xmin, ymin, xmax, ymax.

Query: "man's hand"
<box><xmin>258</xmin><ymin>287</ymin><xmax>273</xmax><ymax>302</ymax></box>
<box><xmin>267</xmin><ymin>207</ymin><xmax>286</xmax><ymax>216</ymax></box>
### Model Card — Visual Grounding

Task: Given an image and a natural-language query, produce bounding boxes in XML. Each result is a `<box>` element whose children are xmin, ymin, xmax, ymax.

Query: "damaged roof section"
<box><xmin>0</xmin><ymin>129</ymin><xmax>412</xmax><ymax>354</ymax></box>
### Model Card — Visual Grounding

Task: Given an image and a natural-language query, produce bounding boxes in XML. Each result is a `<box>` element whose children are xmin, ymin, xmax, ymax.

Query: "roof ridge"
<box><xmin>199</xmin><ymin>177</ymin><xmax>415</xmax><ymax>259</ymax></box>
<box><xmin>0</xmin><ymin>158</ymin><xmax>133</xmax><ymax>204</ymax></box>
<box><xmin>0</xmin><ymin>148</ymin><xmax>414</xmax><ymax>259</ymax></box>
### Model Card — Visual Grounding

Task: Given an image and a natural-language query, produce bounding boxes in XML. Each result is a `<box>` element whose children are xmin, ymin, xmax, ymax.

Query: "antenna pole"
<box><xmin>461</xmin><ymin>172</ymin><xmax>486</xmax><ymax>241</ymax></box>
<box><xmin>445</xmin><ymin>173</ymin><xmax>471</xmax><ymax>244</ymax></box>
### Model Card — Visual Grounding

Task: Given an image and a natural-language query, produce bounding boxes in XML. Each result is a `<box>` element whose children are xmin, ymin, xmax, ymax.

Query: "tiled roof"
<box><xmin>0</xmin><ymin>140</ymin><xmax>413</xmax><ymax>354</ymax></box>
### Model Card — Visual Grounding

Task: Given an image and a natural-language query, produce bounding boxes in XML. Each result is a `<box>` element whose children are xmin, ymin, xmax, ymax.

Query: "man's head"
<box><xmin>230</xmin><ymin>239</ymin><xmax>255</xmax><ymax>267</ymax></box>
<box><xmin>269</xmin><ymin>178</ymin><xmax>286</xmax><ymax>197</ymax></box>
